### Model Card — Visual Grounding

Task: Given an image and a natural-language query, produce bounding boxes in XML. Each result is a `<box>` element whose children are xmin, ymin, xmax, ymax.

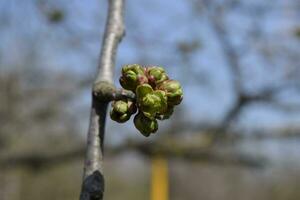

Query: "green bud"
<box><xmin>156</xmin><ymin>105</ymin><xmax>174</xmax><ymax>120</ymax></box>
<box><xmin>110</xmin><ymin>100</ymin><xmax>137</xmax><ymax>123</ymax></box>
<box><xmin>134</xmin><ymin>112</ymin><xmax>158</xmax><ymax>137</ymax></box>
<box><xmin>158</xmin><ymin>80</ymin><xmax>183</xmax><ymax>105</ymax></box>
<box><xmin>136</xmin><ymin>84</ymin><xmax>168</xmax><ymax>119</ymax></box>
<box><xmin>146</xmin><ymin>66</ymin><xmax>169</xmax><ymax>87</ymax></box>
<box><xmin>119</xmin><ymin>64</ymin><xmax>148</xmax><ymax>91</ymax></box>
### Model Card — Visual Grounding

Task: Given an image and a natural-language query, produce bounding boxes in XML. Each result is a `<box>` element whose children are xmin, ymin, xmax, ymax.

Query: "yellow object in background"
<box><xmin>151</xmin><ymin>156</ymin><xmax>169</xmax><ymax>200</ymax></box>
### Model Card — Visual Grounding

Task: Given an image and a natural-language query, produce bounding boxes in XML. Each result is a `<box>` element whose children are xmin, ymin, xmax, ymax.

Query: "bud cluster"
<box><xmin>110</xmin><ymin>64</ymin><xmax>183</xmax><ymax>137</ymax></box>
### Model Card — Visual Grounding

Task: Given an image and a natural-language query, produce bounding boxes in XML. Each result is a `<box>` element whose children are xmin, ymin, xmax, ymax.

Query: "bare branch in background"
<box><xmin>0</xmin><ymin>139</ymin><xmax>267</xmax><ymax>170</ymax></box>
<box><xmin>200</xmin><ymin>1</ymin><xmax>300</xmax><ymax>135</ymax></box>
<box><xmin>0</xmin><ymin>147</ymin><xmax>85</xmax><ymax>170</ymax></box>
<box><xmin>80</xmin><ymin>1</ymin><xmax>125</xmax><ymax>200</ymax></box>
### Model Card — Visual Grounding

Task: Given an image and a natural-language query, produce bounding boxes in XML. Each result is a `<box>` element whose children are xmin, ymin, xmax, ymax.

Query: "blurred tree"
<box><xmin>1</xmin><ymin>0</ymin><xmax>300</xmax><ymax>199</ymax></box>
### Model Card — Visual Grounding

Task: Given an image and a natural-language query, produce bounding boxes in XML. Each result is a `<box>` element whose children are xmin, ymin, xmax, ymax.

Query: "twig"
<box><xmin>80</xmin><ymin>1</ymin><xmax>125</xmax><ymax>200</ymax></box>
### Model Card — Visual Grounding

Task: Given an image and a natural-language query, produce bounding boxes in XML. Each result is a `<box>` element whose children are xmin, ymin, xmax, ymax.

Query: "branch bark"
<box><xmin>80</xmin><ymin>1</ymin><xmax>125</xmax><ymax>199</ymax></box>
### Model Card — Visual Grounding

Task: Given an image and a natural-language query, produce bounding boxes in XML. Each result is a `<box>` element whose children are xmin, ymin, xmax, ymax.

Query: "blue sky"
<box><xmin>1</xmin><ymin>0</ymin><xmax>300</xmax><ymax>139</ymax></box>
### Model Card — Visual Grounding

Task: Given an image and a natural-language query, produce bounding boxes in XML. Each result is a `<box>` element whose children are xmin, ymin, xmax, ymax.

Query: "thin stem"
<box><xmin>80</xmin><ymin>0</ymin><xmax>125</xmax><ymax>199</ymax></box>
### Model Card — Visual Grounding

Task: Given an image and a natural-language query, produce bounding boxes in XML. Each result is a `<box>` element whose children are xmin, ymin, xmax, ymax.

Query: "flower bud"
<box><xmin>156</xmin><ymin>105</ymin><xmax>174</xmax><ymax>120</ymax></box>
<box><xmin>158</xmin><ymin>80</ymin><xmax>183</xmax><ymax>105</ymax></box>
<box><xmin>146</xmin><ymin>66</ymin><xmax>169</xmax><ymax>87</ymax></box>
<box><xmin>136</xmin><ymin>84</ymin><xmax>167</xmax><ymax>119</ymax></box>
<box><xmin>110</xmin><ymin>100</ymin><xmax>137</xmax><ymax>123</ymax></box>
<box><xmin>134</xmin><ymin>112</ymin><xmax>158</xmax><ymax>137</ymax></box>
<box><xmin>119</xmin><ymin>64</ymin><xmax>148</xmax><ymax>91</ymax></box>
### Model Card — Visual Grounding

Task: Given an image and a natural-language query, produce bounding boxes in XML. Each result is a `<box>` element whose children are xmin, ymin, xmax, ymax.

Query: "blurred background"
<box><xmin>1</xmin><ymin>0</ymin><xmax>300</xmax><ymax>199</ymax></box>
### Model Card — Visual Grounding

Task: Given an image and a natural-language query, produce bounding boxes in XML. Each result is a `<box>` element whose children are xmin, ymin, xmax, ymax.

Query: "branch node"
<box><xmin>92</xmin><ymin>81</ymin><xmax>116</xmax><ymax>102</ymax></box>
<box><xmin>92</xmin><ymin>81</ymin><xmax>136</xmax><ymax>102</ymax></box>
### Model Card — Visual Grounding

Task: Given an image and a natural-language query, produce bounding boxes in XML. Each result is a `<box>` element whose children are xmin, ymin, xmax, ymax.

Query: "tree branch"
<box><xmin>80</xmin><ymin>1</ymin><xmax>125</xmax><ymax>200</ymax></box>
<box><xmin>111</xmin><ymin>140</ymin><xmax>267</xmax><ymax>169</ymax></box>
<box><xmin>0</xmin><ymin>140</ymin><xmax>267</xmax><ymax>170</ymax></box>
<box><xmin>202</xmin><ymin>1</ymin><xmax>300</xmax><ymax>134</ymax></box>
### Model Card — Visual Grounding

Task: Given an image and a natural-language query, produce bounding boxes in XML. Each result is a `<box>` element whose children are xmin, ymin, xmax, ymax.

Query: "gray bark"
<box><xmin>80</xmin><ymin>1</ymin><xmax>125</xmax><ymax>199</ymax></box>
